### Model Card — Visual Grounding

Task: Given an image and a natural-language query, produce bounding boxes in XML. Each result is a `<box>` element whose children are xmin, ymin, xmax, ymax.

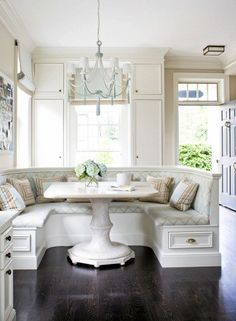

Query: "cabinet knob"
<box><xmin>6</xmin><ymin>252</ymin><xmax>11</xmax><ymax>258</ymax></box>
<box><xmin>6</xmin><ymin>269</ymin><xmax>12</xmax><ymax>275</ymax></box>
<box><xmin>59</xmin><ymin>156</ymin><xmax>62</xmax><ymax>159</ymax></box>
<box><xmin>59</xmin><ymin>89</ymin><xmax>62</xmax><ymax>92</ymax></box>
<box><xmin>135</xmin><ymin>90</ymin><xmax>138</xmax><ymax>93</ymax></box>
<box><xmin>136</xmin><ymin>156</ymin><xmax>139</xmax><ymax>159</ymax></box>
<box><xmin>186</xmin><ymin>238</ymin><xmax>196</xmax><ymax>244</ymax></box>
<box><xmin>5</xmin><ymin>235</ymin><xmax>11</xmax><ymax>242</ymax></box>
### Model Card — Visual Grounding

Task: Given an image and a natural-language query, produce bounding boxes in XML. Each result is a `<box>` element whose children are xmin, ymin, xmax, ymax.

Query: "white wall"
<box><xmin>0</xmin><ymin>20</ymin><xmax>15</xmax><ymax>169</ymax></box>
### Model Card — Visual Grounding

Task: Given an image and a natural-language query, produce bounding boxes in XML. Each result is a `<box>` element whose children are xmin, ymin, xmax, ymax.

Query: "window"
<box><xmin>69</xmin><ymin>104</ymin><xmax>130</xmax><ymax>166</ymax></box>
<box><xmin>178</xmin><ymin>81</ymin><xmax>221</xmax><ymax>171</ymax></box>
<box><xmin>178</xmin><ymin>83</ymin><xmax>218</xmax><ymax>102</ymax></box>
<box><xmin>17</xmin><ymin>87</ymin><xmax>31</xmax><ymax>167</ymax></box>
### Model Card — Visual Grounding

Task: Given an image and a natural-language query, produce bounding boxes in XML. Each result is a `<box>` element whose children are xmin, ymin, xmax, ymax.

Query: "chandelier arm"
<box><xmin>70</xmin><ymin>82</ymin><xmax>85</xmax><ymax>89</ymax></box>
<box><xmin>111</xmin><ymin>79</ymin><xmax>130</xmax><ymax>97</ymax></box>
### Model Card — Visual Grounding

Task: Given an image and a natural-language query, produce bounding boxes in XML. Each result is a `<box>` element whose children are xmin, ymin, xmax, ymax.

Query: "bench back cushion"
<box><xmin>0</xmin><ymin>167</ymin><xmax>214</xmax><ymax>218</ymax></box>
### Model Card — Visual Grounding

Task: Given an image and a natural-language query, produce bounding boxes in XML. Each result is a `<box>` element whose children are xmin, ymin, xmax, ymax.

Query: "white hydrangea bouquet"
<box><xmin>75</xmin><ymin>160</ymin><xmax>107</xmax><ymax>187</ymax></box>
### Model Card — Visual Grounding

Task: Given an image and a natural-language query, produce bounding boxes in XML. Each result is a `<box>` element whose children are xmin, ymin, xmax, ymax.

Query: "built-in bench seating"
<box><xmin>0</xmin><ymin>166</ymin><xmax>221</xmax><ymax>269</ymax></box>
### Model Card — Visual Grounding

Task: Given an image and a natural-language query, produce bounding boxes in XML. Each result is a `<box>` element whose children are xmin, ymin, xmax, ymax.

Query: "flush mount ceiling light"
<box><xmin>70</xmin><ymin>0</ymin><xmax>131</xmax><ymax>116</ymax></box>
<box><xmin>203</xmin><ymin>45</ymin><xmax>225</xmax><ymax>56</ymax></box>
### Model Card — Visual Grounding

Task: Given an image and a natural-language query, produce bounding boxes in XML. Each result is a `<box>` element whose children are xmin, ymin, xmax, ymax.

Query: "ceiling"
<box><xmin>6</xmin><ymin>0</ymin><xmax>236</xmax><ymax>61</ymax></box>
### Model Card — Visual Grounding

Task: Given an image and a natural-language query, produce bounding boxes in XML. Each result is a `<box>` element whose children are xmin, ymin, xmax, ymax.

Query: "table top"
<box><xmin>44</xmin><ymin>181</ymin><xmax>157</xmax><ymax>200</ymax></box>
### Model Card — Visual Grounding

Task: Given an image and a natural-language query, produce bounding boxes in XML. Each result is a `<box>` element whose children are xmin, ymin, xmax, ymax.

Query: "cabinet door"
<box><xmin>0</xmin><ymin>261</ymin><xmax>13</xmax><ymax>321</ymax></box>
<box><xmin>34</xmin><ymin>63</ymin><xmax>64</xmax><ymax>95</ymax></box>
<box><xmin>134</xmin><ymin>100</ymin><xmax>162</xmax><ymax>165</ymax></box>
<box><xmin>33</xmin><ymin>100</ymin><xmax>64</xmax><ymax>167</ymax></box>
<box><xmin>133</xmin><ymin>64</ymin><xmax>162</xmax><ymax>98</ymax></box>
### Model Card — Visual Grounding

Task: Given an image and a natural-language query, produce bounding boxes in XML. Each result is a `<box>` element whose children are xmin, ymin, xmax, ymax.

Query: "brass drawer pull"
<box><xmin>5</xmin><ymin>235</ymin><xmax>11</xmax><ymax>242</ymax></box>
<box><xmin>186</xmin><ymin>238</ymin><xmax>196</xmax><ymax>244</ymax></box>
<box><xmin>6</xmin><ymin>269</ymin><xmax>12</xmax><ymax>275</ymax></box>
<box><xmin>6</xmin><ymin>252</ymin><xmax>11</xmax><ymax>258</ymax></box>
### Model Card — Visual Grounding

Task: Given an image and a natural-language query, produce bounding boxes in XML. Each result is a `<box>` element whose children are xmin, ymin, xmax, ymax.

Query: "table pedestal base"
<box><xmin>68</xmin><ymin>198</ymin><xmax>135</xmax><ymax>268</ymax></box>
<box><xmin>68</xmin><ymin>242</ymin><xmax>135</xmax><ymax>268</ymax></box>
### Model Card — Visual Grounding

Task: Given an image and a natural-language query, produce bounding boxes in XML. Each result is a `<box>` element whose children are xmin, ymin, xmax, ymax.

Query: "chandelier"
<box><xmin>69</xmin><ymin>0</ymin><xmax>131</xmax><ymax>115</ymax></box>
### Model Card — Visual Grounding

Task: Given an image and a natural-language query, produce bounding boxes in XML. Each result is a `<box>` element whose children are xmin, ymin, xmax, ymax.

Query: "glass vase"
<box><xmin>86</xmin><ymin>176</ymin><xmax>98</xmax><ymax>188</ymax></box>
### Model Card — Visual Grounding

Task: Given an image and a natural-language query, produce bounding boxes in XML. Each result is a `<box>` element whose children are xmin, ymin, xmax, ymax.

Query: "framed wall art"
<box><xmin>0</xmin><ymin>71</ymin><xmax>14</xmax><ymax>152</ymax></box>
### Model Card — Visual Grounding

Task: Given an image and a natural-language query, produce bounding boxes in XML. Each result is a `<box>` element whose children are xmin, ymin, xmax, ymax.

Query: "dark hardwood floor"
<box><xmin>14</xmin><ymin>206</ymin><xmax>236</xmax><ymax>321</ymax></box>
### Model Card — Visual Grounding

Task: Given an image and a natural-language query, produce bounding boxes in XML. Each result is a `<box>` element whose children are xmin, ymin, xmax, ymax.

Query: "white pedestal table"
<box><xmin>44</xmin><ymin>182</ymin><xmax>157</xmax><ymax>268</ymax></box>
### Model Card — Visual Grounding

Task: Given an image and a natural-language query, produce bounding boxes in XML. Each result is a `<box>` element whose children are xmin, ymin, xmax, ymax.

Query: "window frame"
<box><xmin>178</xmin><ymin>82</ymin><xmax>219</xmax><ymax>103</ymax></box>
<box><xmin>173</xmin><ymin>72</ymin><xmax>226</xmax><ymax>165</ymax></box>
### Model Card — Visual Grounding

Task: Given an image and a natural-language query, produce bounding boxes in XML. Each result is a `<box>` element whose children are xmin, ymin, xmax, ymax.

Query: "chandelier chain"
<box><xmin>97</xmin><ymin>0</ymin><xmax>101</xmax><ymax>43</ymax></box>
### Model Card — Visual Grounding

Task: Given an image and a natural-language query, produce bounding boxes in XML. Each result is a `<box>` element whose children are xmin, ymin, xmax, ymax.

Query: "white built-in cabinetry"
<box><xmin>33</xmin><ymin>100</ymin><xmax>64</xmax><ymax>167</ymax></box>
<box><xmin>133</xmin><ymin>64</ymin><xmax>162</xmax><ymax>98</ymax></box>
<box><xmin>33</xmin><ymin>63</ymin><xmax>64</xmax><ymax>167</ymax></box>
<box><xmin>132</xmin><ymin>63</ymin><xmax>163</xmax><ymax>165</ymax></box>
<box><xmin>34</xmin><ymin>63</ymin><xmax>64</xmax><ymax>96</ymax></box>
<box><xmin>134</xmin><ymin>100</ymin><xmax>162</xmax><ymax>165</ymax></box>
<box><xmin>32</xmin><ymin>60</ymin><xmax>164</xmax><ymax>166</ymax></box>
<box><xmin>0</xmin><ymin>221</ymin><xmax>15</xmax><ymax>321</ymax></box>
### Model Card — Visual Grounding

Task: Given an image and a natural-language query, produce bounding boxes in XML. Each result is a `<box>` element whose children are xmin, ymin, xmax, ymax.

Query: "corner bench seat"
<box><xmin>0</xmin><ymin>166</ymin><xmax>221</xmax><ymax>268</ymax></box>
<box><xmin>145</xmin><ymin>204</ymin><xmax>209</xmax><ymax>225</ymax></box>
<box><xmin>12</xmin><ymin>201</ymin><xmax>208</xmax><ymax>228</ymax></box>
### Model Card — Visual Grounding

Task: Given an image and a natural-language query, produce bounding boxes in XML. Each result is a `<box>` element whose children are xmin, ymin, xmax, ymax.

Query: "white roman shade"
<box><xmin>16</xmin><ymin>40</ymin><xmax>36</xmax><ymax>93</ymax></box>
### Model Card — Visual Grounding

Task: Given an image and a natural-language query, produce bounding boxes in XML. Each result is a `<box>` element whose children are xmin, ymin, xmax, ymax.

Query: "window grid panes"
<box><xmin>73</xmin><ymin>105</ymin><xmax>129</xmax><ymax>166</ymax></box>
<box><xmin>178</xmin><ymin>83</ymin><xmax>218</xmax><ymax>102</ymax></box>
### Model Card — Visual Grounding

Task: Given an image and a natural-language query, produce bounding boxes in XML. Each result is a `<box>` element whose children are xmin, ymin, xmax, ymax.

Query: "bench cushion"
<box><xmin>12</xmin><ymin>201</ymin><xmax>144</xmax><ymax>228</ymax></box>
<box><xmin>145</xmin><ymin>204</ymin><xmax>209</xmax><ymax>226</ymax></box>
<box><xmin>12</xmin><ymin>203</ymin><xmax>53</xmax><ymax>228</ymax></box>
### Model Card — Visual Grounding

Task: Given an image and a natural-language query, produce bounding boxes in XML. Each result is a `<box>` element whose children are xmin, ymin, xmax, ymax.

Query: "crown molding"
<box><xmin>165</xmin><ymin>55</ymin><xmax>224</xmax><ymax>70</ymax></box>
<box><xmin>0</xmin><ymin>0</ymin><xmax>35</xmax><ymax>52</ymax></box>
<box><xmin>32</xmin><ymin>46</ymin><xmax>170</xmax><ymax>62</ymax></box>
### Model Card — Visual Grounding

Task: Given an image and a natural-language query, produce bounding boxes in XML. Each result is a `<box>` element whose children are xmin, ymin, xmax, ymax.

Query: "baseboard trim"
<box><xmin>13</xmin><ymin>245</ymin><xmax>46</xmax><ymax>270</ymax></box>
<box><xmin>13</xmin><ymin>233</ymin><xmax>222</xmax><ymax>269</ymax></box>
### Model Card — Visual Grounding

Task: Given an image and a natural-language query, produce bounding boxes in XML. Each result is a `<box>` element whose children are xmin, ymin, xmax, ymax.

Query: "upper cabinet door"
<box><xmin>34</xmin><ymin>63</ymin><xmax>64</xmax><ymax>97</ymax></box>
<box><xmin>133</xmin><ymin>64</ymin><xmax>162</xmax><ymax>98</ymax></box>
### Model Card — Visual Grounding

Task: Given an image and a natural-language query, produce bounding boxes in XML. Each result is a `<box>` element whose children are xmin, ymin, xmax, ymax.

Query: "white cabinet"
<box><xmin>0</xmin><ymin>224</ymin><xmax>15</xmax><ymax>321</ymax></box>
<box><xmin>33</xmin><ymin>100</ymin><xmax>64</xmax><ymax>167</ymax></box>
<box><xmin>34</xmin><ymin>63</ymin><xmax>64</xmax><ymax>96</ymax></box>
<box><xmin>133</xmin><ymin>64</ymin><xmax>162</xmax><ymax>98</ymax></box>
<box><xmin>134</xmin><ymin>100</ymin><xmax>162</xmax><ymax>165</ymax></box>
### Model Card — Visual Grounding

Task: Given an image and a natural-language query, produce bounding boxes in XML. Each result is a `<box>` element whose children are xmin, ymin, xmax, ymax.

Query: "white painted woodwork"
<box><xmin>134</xmin><ymin>100</ymin><xmax>162</xmax><ymax>165</ymax></box>
<box><xmin>0</xmin><ymin>227</ymin><xmax>12</xmax><ymax>253</ymax></box>
<box><xmin>45</xmin><ymin>182</ymin><xmax>156</xmax><ymax>267</ymax></box>
<box><xmin>133</xmin><ymin>64</ymin><xmax>162</xmax><ymax>98</ymax></box>
<box><xmin>0</xmin><ymin>221</ymin><xmax>15</xmax><ymax>321</ymax></box>
<box><xmin>33</xmin><ymin>100</ymin><xmax>64</xmax><ymax>167</ymax></box>
<box><xmin>220</xmin><ymin>103</ymin><xmax>236</xmax><ymax>210</ymax></box>
<box><xmin>34</xmin><ymin>63</ymin><xmax>64</xmax><ymax>96</ymax></box>
<box><xmin>168</xmin><ymin>232</ymin><xmax>213</xmax><ymax>249</ymax></box>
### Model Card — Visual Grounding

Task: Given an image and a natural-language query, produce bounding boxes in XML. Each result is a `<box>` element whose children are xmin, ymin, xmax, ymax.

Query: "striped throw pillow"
<box><xmin>35</xmin><ymin>176</ymin><xmax>65</xmax><ymax>203</ymax></box>
<box><xmin>7</xmin><ymin>178</ymin><xmax>35</xmax><ymax>206</ymax></box>
<box><xmin>140</xmin><ymin>176</ymin><xmax>173</xmax><ymax>204</ymax></box>
<box><xmin>0</xmin><ymin>183</ymin><xmax>25</xmax><ymax>211</ymax></box>
<box><xmin>170</xmin><ymin>178</ymin><xmax>199</xmax><ymax>211</ymax></box>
